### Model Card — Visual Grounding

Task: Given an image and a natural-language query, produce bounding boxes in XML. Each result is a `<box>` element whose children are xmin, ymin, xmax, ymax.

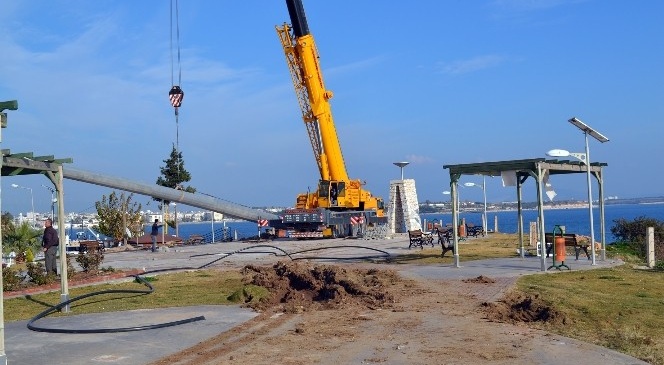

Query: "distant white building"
<box><xmin>203</xmin><ymin>212</ymin><xmax>223</xmax><ymax>221</ymax></box>
<box><xmin>145</xmin><ymin>213</ymin><xmax>163</xmax><ymax>223</ymax></box>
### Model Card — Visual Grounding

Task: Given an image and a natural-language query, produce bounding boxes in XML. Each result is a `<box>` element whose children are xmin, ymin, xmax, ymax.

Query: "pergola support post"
<box><xmin>517</xmin><ymin>175</ymin><xmax>524</xmax><ymax>258</ymax></box>
<box><xmin>46</xmin><ymin>168</ymin><xmax>70</xmax><ymax>312</ymax></box>
<box><xmin>450</xmin><ymin>174</ymin><xmax>460</xmax><ymax>268</ymax></box>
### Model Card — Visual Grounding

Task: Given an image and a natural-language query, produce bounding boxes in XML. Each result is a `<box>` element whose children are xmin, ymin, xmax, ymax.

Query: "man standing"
<box><xmin>42</xmin><ymin>218</ymin><xmax>59</xmax><ymax>276</ymax></box>
<box><xmin>151</xmin><ymin>219</ymin><xmax>161</xmax><ymax>252</ymax></box>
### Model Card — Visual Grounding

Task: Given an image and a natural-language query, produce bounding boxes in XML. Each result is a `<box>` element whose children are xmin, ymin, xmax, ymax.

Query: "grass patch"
<box><xmin>388</xmin><ymin>233</ymin><xmax>524</xmax><ymax>264</ymax></box>
<box><xmin>516</xmin><ymin>265</ymin><xmax>664</xmax><ymax>364</ymax></box>
<box><xmin>3</xmin><ymin>269</ymin><xmax>269</xmax><ymax>322</ymax></box>
<box><xmin>606</xmin><ymin>242</ymin><xmax>643</xmax><ymax>263</ymax></box>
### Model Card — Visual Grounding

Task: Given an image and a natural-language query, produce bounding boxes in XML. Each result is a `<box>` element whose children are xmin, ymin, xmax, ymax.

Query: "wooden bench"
<box><xmin>184</xmin><ymin>234</ymin><xmax>206</xmax><ymax>245</ymax></box>
<box><xmin>466</xmin><ymin>223</ymin><xmax>484</xmax><ymax>237</ymax></box>
<box><xmin>434</xmin><ymin>227</ymin><xmax>455</xmax><ymax>257</ymax></box>
<box><xmin>78</xmin><ymin>240</ymin><xmax>104</xmax><ymax>254</ymax></box>
<box><xmin>408</xmin><ymin>229</ymin><xmax>433</xmax><ymax>249</ymax></box>
<box><xmin>544</xmin><ymin>233</ymin><xmax>590</xmax><ymax>260</ymax></box>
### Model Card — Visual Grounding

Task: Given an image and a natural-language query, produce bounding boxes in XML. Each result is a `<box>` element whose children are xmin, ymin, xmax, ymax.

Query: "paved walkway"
<box><xmin>5</xmin><ymin>306</ymin><xmax>257</xmax><ymax>365</ymax></box>
<box><xmin>2</xmin><ymin>236</ymin><xmax>647</xmax><ymax>364</ymax></box>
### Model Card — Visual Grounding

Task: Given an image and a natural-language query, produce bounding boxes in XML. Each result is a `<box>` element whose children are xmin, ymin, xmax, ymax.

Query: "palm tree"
<box><xmin>4</xmin><ymin>221</ymin><xmax>41</xmax><ymax>262</ymax></box>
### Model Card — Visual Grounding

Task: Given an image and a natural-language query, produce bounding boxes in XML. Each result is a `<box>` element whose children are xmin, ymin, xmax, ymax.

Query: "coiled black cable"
<box><xmin>26</xmin><ymin>243</ymin><xmax>390</xmax><ymax>333</ymax></box>
<box><xmin>27</xmin><ymin>275</ymin><xmax>205</xmax><ymax>333</ymax></box>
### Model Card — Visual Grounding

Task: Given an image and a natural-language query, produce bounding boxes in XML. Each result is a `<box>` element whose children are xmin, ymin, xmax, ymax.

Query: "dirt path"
<box><xmin>148</xmin><ymin>262</ymin><xmax>646</xmax><ymax>365</ymax></box>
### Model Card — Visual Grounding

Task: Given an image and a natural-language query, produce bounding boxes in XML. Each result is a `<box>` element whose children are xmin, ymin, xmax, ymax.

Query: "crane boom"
<box><xmin>276</xmin><ymin>9</ymin><xmax>347</xmax><ymax>182</ymax></box>
<box><xmin>276</xmin><ymin>0</ymin><xmax>385</xmax><ymax>238</ymax></box>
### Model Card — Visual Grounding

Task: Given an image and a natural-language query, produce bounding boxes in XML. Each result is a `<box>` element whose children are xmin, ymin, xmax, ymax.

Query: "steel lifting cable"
<box><xmin>168</xmin><ymin>0</ymin><xmax>184</xmax><ymax>194</ymax></box>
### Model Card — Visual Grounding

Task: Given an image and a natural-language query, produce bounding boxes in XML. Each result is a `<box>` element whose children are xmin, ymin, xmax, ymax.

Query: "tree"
<box><xmin>156</xmin><ymin>143</ymin><xmax>196</xmax><ymax>196</ymax></box>
<box><xmin>3</xmin><ymin>221</ymin><xmax>41</xmax><ymax>262</ymax></box>
<box><xmin>95</xmin><ymin>191</ymin><xmax>143</xmax><ymax>243</ymax></box>
<box><xmin>1</xmin><ymin>212</ymin><xmax>15</xmax><ymax>246</ymax></box>
<box><xmin>155</xmin><ymin>144</ymin><xmax>196</xmax><ymax>231</ymax></box>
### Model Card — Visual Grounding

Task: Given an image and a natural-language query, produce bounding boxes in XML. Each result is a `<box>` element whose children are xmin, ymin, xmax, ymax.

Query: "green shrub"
<box><xmin>611</xmin><ymin>216</ymin><xmax>664</xmax><ymax>260</ymax></box>
<box><xmin>25</xmin><ymin>249</ymin><xmax>34</xmax><ymax>263</ymax></box>
<box><xmin>2</xmin><ymin>266</ymin><xmax>22</xmax><ymax>291</ymax></box>
<box><xmin>75</xmin><ymin>249</ymin><xmax>104</xmax><ymax>273</ymax></box>
<box><xmin>654</xmin><ymin>260</ymin><xmax>664</xmax><ymax>271</ymax></box>
<box><xmin>26</xmin><ymin>262</ymin><xmax>56</xmax><ymax>285</ymax></box>
<box><xmin>66</xmin><ymin>255</ymin><xmax>77</xmax><ymax>278</ymax></box>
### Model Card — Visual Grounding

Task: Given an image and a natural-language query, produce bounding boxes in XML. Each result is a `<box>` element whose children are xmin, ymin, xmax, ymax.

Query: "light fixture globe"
<box><xmin>393</xmin><ymin>161</ymin><xmax>410</xmax><ymax>180</ymax></box>
<box><xmin>546</xmin><ymin>149</ymin><xmax>571</xmax><ymax>158</ymax></box>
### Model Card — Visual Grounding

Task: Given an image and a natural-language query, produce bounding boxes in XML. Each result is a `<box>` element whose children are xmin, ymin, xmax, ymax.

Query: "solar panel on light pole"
<box><xmin>568</xmin><ymin>117</ymin><xmax>609</xmax><ymax>264</ymax></box>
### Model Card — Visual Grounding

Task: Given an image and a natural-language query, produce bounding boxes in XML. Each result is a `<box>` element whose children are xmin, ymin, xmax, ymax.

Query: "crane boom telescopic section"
<box><xmin>277</xmin><ymin>0</ymin><xmax>348</xmax><ymax>183</ymax></box>
<box><xmin>276</xmin><ymin>0</ymin><xmax>385</xmax><ymax>238</ymax></box>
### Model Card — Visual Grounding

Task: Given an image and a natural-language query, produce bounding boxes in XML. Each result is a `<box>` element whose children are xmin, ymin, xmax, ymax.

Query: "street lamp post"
<box><xmin>42</xmin><ymin>184</ymin><xmax>56</xmax><ymax>219</ymax></box>
<box><xmin>211</xmin><ymin>212</ymin><xmax>215</xmax><ymax>243</ymax></box>
<box><xmin>546</xmin><ymin>117</ymin><xmax>609</xmax><ymax>265</ymax></box>
<box><xmin>464</xmin><ymin>176</ymin><xmax>487</xmax><ymax>237</ymax></box>
<box><xmin>393</xmin><ymin>161</ymin><xmax>409</xmax><ymax>180</ymax></box>
<box><xmin>198</xmin><ymin>192</ymin><xmax>220</xmax><ymax>243</ymax></box>
<box><xmin>11</xmin><ymin>184</ymin><xmax>35</xmax><ymax>227</ymax></box>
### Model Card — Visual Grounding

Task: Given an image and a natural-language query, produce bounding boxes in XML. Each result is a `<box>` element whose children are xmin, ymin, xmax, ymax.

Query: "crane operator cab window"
<box><xmin>319</xmin><ymin>181</ymin><xmax>345</xmax><ymax>207</ymax></box>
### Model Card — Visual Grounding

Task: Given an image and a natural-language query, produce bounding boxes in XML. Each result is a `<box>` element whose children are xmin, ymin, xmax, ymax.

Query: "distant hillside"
<box><xmin>418</xmin><ymin>197</ymin><xmax>664</xmax><ymax>214</ymax></box>
<box><xmin>605</xmin><ymin>197</ymin><xmax>664</xmax><ymax>205</ymax></box>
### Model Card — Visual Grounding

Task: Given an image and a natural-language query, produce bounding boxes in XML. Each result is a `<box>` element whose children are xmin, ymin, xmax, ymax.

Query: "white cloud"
<box><xmin>405</xmin><ymin>154</ymin><xmax>435</xmax><ymax>164</ymax></box>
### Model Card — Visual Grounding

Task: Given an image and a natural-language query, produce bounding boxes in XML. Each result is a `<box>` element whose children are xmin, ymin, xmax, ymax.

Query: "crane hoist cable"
<box><xmin>169</xmin><ymin>0</ymin><xmax>183</xmax><ymax>110</ymax></box>
<box><xmin>168</xmin><ymin>0</ymin><xmax>184</xmax><ymax>195</ymax></box>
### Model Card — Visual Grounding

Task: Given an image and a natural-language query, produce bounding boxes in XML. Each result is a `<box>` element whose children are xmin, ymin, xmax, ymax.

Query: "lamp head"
<box><xmin>546</xmin><ymin>149</ymin><xmax>571</xmax><ymax>158</ymax></box>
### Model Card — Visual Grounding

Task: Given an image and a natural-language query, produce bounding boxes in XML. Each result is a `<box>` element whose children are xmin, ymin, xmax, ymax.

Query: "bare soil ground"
<box><xmin>146</xmin><ymin>261</ymin><xmax>607</xmax><ymax>365</ymax></box>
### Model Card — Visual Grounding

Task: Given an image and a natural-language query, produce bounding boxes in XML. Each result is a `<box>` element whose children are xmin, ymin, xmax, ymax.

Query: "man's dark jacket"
<box><xmin>42</xmin><ymin>226</ymin><xmax>59</xmax><ymax>249</ymax></box>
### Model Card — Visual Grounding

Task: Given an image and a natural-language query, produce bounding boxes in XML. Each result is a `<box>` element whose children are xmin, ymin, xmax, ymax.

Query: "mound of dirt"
<box><xmin>482</xmin><ymin>291</ymin><xmax>567</xmax><ymax>325</ymax></box>
<box><xmin>241</xmin><ymin>261</ymin><xmax>399</xmax><ymax>312</ymax></box>
<box><xmin>462</xmin><ymin>275</ymin><xmax>496</xmax><ymax>284</ymax></box>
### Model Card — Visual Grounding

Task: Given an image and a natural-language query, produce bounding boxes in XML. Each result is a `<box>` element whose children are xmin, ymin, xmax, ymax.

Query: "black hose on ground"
<box><xmin>287</xmin><ymin>245</ymin><xmax>391</xmax><ymax>258</ymax></box>
<box><xmin>26</xmin><ymin>243</ymin><xmax>390</xmax><ymax>334</ymax></box>
<box><xmin>194</xmin><ymin>244</ymin><xmax>294</xmax><ymax>268</ymax></box>
<box><xmin>27</xmin><ymin>275</ymin><xmax>205</xmax><ymax>333</ymax></box>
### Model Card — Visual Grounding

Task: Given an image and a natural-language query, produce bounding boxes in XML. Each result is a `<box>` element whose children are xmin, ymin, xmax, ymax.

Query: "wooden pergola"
<box><xmin>1</xmin><ymin>148</ymin><xmax>73</xmax><ymax>312</ymax></box>
<box><xmin>443</xmin><ymin>158</ymin><xmax>608</xmax><ymax>271</ymax></box>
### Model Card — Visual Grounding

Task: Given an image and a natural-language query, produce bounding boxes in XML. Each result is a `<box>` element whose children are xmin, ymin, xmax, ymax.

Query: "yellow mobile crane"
<box><xmin>275</xmin><ymin>0</ymin><xmax>386</xmax><ymax>238</ymax></box>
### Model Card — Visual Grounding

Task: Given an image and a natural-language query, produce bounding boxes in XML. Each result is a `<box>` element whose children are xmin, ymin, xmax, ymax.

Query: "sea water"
<box><xmin>421</xmin><ymin>203</ymin><xmax>664</xmax><ymax>242</ymax></box>
<box><xmin>67</xmin><ymin>203</ymin><xmax>663</xmax><ymax>244</ymax></box>
<box><xmin>162</xmin><ymin>220</ymin><xmax>261</xmax><ymax>241</ymax></box>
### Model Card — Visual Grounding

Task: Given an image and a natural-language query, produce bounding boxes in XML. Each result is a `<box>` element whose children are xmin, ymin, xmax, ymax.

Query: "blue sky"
<box><xmin>1</xmin><ymin>0</ymin><xmax>663</xmax><ymax>217</ymax></box>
